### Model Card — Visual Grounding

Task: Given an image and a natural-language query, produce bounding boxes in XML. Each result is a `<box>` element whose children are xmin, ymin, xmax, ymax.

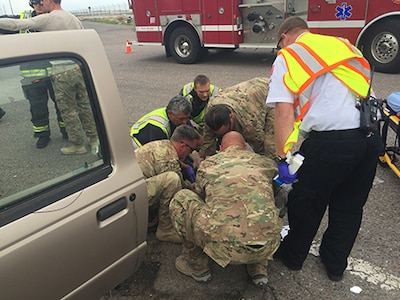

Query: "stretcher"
<box><xmin>378</xmin><ymin>100</ymin><xmax>400</xmax><ymax>178</ymax></box>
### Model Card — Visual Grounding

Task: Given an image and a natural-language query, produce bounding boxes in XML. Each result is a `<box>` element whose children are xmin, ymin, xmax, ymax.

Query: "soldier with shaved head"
<box><xmin>170</xmin><ymin>131</ymin><xmax>281</xmax><ymax>286</ymax></box>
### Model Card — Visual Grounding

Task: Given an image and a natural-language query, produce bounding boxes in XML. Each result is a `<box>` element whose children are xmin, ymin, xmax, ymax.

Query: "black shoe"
<box><xmin>327</xmin><ymin>272</ymin><xmax>343</xmax><ymax>282</ymax></box>
<box><xmin>319</xmin><ymin>250</ymin><xmax>344</xmax><ymax>281</ymax></box>
<box><xmin>0</xmin><ymin>108</ymin><xmax>5</xmax><ymax>120</ymax></box>
<box><xmin>36</xmin><ymin>136</ymin><xmax>50</xmax><ymax>148</ymax></box>
<box><xmin>273</xmin><ymin>247</ymin><xmax>302</xmax><ymax>271</ymax></box>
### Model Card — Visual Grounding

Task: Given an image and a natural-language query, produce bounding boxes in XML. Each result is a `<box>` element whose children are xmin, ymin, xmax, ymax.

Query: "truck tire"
<box><xmin>169</xmin><ymin>27</ymin><xmax>201</xmax><ymax>64</ymax></box>
<box><xmin>361</xmin><ymin>20</ymin><xmax>400</xmax><ymax>74</ymax></box>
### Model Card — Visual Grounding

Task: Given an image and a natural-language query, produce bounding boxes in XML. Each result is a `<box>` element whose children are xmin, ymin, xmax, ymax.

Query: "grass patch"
<box><xmin>80</xmin><ymin>16</ymin><xmax>134</xmax><ymax>26</ymax></box>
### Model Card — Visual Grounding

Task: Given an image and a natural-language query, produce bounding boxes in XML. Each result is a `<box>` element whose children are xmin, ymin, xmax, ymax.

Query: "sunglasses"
<box><xmin>276</xmin><ymin>28</ymin><xmax>292</xmax><ymax>50</ymax></box>
<box><xmin>181</xmin><ymin>141</ymin><xmax>199</xmax><ymax>152</ymax></box>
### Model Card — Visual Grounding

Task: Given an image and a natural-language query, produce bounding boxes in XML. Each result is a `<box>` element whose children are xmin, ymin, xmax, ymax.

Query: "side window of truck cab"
<box><xmin>0</xmin><ymin>58</ymin><xmax>104</xmax><ymax>214</ymax></box>
<box><xmin>0</xmin><ymin>31</ymin><xmax>147</xmax><ymax>300</ymax></box>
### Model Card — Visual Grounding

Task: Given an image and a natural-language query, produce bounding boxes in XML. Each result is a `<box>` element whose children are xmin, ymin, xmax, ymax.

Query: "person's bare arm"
<box><xmin>274</xmin><ymin>102</ymin><xmax>295</xmax><ymax>158</ymax></box>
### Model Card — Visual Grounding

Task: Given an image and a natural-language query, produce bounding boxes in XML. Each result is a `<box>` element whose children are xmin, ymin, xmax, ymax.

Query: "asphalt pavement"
<box><xmin>86</xmin><ymin>21</ymin><xmax>400</xmax><ymax>300</ymax></box>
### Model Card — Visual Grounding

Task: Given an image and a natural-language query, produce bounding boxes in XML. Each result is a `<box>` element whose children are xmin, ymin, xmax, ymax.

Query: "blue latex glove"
<box><xmin>277</xmin><ymin>162</ymin><xmax>297</xmax><ymax>184</ymax></box>
<box><xmin>186</xmin><ymin>165</ymin><xmax>196</xmax><ymax>183</ymax></box>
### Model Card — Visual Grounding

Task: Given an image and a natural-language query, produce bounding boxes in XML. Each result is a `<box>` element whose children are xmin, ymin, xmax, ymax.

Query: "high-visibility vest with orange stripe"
<box><xmin>279</xmin><ymin>32</ymin><xmax>371</xmax><ymax>153</ymax></box>
<box><xmin>130</xmin><ymin>108</ymin><xmax>170</xmax><ymax>148</ymax></box>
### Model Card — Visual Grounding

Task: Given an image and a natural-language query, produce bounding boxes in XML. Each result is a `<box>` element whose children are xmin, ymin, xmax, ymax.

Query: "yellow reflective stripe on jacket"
<box><xmin>283</xmin><ymin>120</ymin><xmax>302</xmax><ymax>154</ymax></box>
<box><xmin>130</xmin><ymin>108</ymin><xmax>170</xmax><ymax>146</ymax></box>
<box><xmin>33</xmin><ymin>125</ymin><xmax>49</xmax><ymax>133</ymax></box>
<box><xmin>210</xmin><ymin>85</ymin><xmax>220</xmax><ymax>97</ymax></box>
<box><xmin>280</xmin><ymin>32</ymin><xmax>371</xmax><ymax>153</ymax></box>
<box><xmin>182</xmin><ymin>82</ymin><xmax>195</xmax><ymax>97</ymax></box>
<box><xmin>19</xmin><ymin>10</ymin><xmax>33</xmax><ymax>34</ymax></box>
<box><xmin>192</xmin><ymin>110</ymin><xmax>205</xmax><ymax>124</ymax></box>
<box><xmin>131</xmin><ymin>136</ymin><xmax>143</xmax><ymax>148</ymax></box>
<box><xmin>20</xmin><ymin>69</ymin><xmax>48</xmax><ymax>77</ymax></box>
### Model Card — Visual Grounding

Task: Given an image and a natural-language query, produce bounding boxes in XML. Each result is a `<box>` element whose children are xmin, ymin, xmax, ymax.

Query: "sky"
<box><xmin>0</xmin><ymin>0</ymin><xmax>129</xmax><ymax>15</ymax></box>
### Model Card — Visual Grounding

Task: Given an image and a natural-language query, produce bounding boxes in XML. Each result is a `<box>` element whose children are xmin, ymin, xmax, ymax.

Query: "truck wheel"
<box><xmin>169</xmin><ymin>27</ymin><xmax>201</xmax><ymax>64</ymax></box>
<box><xmin>361</xmin><ymin>20</ymin><xmax>400</xmax><ymax>74</ymax></box>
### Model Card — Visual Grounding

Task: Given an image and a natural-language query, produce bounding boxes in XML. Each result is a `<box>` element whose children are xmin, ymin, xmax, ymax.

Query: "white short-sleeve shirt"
<box><xmin>266</xmin><ymin>54</ymin><xmax>360</xmax><ymax>133</ymax></box>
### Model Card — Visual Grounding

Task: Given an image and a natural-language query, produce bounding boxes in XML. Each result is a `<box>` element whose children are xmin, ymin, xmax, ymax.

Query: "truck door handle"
<box><xmin>97</xmin><ymin>198</ymin><xmax>127</xmax><ymax>222</ymax></box>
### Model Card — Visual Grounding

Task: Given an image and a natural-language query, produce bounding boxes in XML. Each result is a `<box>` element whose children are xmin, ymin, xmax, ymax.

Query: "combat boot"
<box><xmin>247</xmin><ymin>263</ymin><xmax>268</xmax><ymax>286</ymax></box>
<box><xmin>61</xmin><ymin>145</ymin><xmax>87</xmax><ymax>155</ymax></box>
<box><xmin>175</xmin><ymin>241</ymin><xmax>211</xmax><ymax>282</ymax></box>
<box><xmin>155</xmin><ymin>215</ymin><xmax>182</xmax><ymax>243</ymax></box>
<box><xmin>36</xmin><ymin>136</ymin><xmax>50</xmax><ymax>148</ymax></box>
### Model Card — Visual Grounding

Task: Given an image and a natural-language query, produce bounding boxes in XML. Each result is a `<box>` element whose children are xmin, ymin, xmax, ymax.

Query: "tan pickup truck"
<box><xmin>0</xmin><ymin>29</ymin><xmax>148</xmax><ymax>299</ymax></box>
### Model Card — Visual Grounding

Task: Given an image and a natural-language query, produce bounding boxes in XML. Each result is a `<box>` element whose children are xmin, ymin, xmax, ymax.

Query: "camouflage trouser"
<box><xmin>170</xmin><ymin>189</ymin><xmax>281</xmax><ymax>267</ymax></box>
<box><xmin>52</xmin><ymin>67</ymin><xmax>97</xmax><ymax>146</ymax></box>
<box><xmin>146</xmin><ymin>172</ymin><xmax>181</xmax><ymax>225</ymax></box>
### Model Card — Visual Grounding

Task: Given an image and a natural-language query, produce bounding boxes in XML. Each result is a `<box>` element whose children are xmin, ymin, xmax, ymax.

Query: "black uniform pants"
<box><xmin>22</xmin><ymin>78</ymin><xmax>64</xmax><ymax>137</ymax></box>
<box><xmin>280</xmin><ymin>129</ymin><xmax>381</xmax><ymax>276</ymax></box>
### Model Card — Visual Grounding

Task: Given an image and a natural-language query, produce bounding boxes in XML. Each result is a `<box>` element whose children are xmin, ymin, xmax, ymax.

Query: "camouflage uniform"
<box><xmin>135</xmin><ymin>140</ymin><xmax>191</xmax><ymax>242</ymax></box>
<box><xmin>199</xmin><ymin>77</ymin><xmax>275</xmax><ymax>158</ymax></box>
<box><xmin>146</xmin><ymin>171</ymin><xmax>181</xmax><ymax>225</ymax></box>
<box><xmin>135</xmin><ymin>140</ymin><xmax>191</xmax><ymax>187</ymax></box>
<box><xmin>52</xmin><ymin>63</ymin><xmax>97</xmax><ymax>146</ymax></box>
<box><xmin>170</xmin><ymin>145</ymin><xmax>282</xmax><ymax>269</ymax></box>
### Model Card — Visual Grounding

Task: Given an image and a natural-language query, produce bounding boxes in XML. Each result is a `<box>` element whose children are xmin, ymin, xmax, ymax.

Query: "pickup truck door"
<box><xmin>0</xmin><ymin>30</ymin><xmax>148</xmax><ymax>300</ymax></box>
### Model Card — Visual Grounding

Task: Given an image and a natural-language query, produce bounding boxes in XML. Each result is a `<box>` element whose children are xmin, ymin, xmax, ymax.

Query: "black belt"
<box><xmin>308</xmin><ymin>128</ymin><xmax>366</xmax><ymax>140</ymax></box>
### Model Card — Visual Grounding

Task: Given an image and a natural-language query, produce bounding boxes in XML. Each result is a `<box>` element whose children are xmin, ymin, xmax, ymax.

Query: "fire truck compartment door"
<box><xmin>135</xmin><ymin>0</ymin><xmax>161</xmax><ymax>43</ymax></box>
<box><xmin>202</xmin><ymin>0</ymin><xmax>238</xmax><ymax>46</ymax></box>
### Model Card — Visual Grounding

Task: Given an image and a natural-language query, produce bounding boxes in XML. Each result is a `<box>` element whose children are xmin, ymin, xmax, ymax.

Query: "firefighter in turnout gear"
<box><xmin>179</xmin><ymin>75</ymin><xmax>221</xmax><ymax>131</ymax></box>
<box><xmin>21</xmin><ymin>61</ymin><xmax>67</xmax><ymax>148</ymax></box>
<box><xmin>20</xmin><ymin>0</ymin><xmax>67</xmax><ymax>148</ymax></box>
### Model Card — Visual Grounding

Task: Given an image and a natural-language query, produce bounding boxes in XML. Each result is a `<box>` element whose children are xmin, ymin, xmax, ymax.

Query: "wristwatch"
<box><xmin>273</xmin><ymin>155</ymin><xmax>285</xmax><ymax>165</ymax></box>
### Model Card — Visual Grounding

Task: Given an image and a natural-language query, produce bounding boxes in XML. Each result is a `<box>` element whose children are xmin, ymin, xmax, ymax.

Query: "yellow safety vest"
<box><xmin>182</xmin><ymin>82</ymin><xmax>220</xmax><ymax>124</ymax></box>
<box><xmin>19</xmin><ymin>10</ymin><xmax>34</xmax><ymax>34</ymax></box>
<box><xmin>279</xmin><ymin>32</ymin><xmax>371</xmax><ymax>153</ymax></box>
<box><xmin>20</xmin><ymin>68</ymin><xmax>50</xmax><ymax>77</ymax></box>
<box><xmin>130</xmin><ymin>108</ymin><xmax>170</xmax><ymax>147</ymax></box>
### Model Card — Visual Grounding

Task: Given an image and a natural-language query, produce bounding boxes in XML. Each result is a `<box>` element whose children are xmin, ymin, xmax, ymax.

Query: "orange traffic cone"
<box><xmin>125</xmin><ymin>39</ymin><xmax>133</xmax><ymax>54</ymax></box>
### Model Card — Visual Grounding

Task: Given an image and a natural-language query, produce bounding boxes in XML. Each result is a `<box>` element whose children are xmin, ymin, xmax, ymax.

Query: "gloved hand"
<box><xmin>186</xmin><ymin>165</ymin><xmax>196</xmax><ymax>183</ymax></box>
<box><xmin>277</xmin><ymin>162</ymin><xmax>297</xmax><ymax>184</ymax></box>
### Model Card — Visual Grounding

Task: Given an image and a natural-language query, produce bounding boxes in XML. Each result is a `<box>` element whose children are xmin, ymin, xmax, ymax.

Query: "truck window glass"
<box><xmin>0</xmin><ymin>58</ymin><xmax>103</xmax><ymax>213</ymax></box>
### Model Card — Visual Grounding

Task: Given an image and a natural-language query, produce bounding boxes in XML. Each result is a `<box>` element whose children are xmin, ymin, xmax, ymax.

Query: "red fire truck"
<box><xmin>128</xmin><ymin>0</ymin><xmax>400</xmax><ymax>73</ymax></box>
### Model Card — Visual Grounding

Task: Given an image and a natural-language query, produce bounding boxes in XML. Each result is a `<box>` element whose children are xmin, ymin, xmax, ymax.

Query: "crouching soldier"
<box><xmin>170</xmin><ymin>131</ymin><xmax>282</xmax><ymax>285</ymax></box>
